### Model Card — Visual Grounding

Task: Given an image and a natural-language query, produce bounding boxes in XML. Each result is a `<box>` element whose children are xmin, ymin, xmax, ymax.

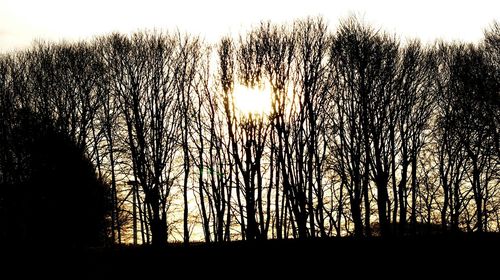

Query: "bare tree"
<box><xmin>103</xmin><ymin>32</ymin><xmax>183</xmax><ymax>246</ymax></box>
<box><xmin>293</xmin><ymin>18</ymin><xmax>331</xmax><ymax>237</ymax></box>
<box><xmin>171</xmin><ymin>34</ymin><xmax>203</xmax><ymax>244</ymax></box>
<box><xmin>331</xmin><ymin>17</ymin><xmax>398</xmax><ymax>236</ymax></box>
<box><xmin>257</xmin><ymin>22</ymin><xmax>296</xmax><ymax>239</ymax></box>
<box><xmin>391</xmin><ymin>41</ymin><xmax>436</xmax><ymax>234</ymax></box>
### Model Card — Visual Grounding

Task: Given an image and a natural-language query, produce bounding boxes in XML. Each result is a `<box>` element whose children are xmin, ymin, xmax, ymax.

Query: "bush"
<box><xmin>0</xmin><ymin>109</ymin><xmax>110</xmax><ymax>248</ymax></box>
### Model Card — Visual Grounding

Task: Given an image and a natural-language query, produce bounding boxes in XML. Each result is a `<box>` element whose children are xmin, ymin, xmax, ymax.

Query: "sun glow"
<box><xmin>232</xmin><ymin>84</ymin><xmax>272</xmax><ymax>117</ymax></box>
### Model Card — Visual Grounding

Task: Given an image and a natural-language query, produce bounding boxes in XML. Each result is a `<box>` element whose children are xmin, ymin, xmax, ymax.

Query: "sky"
<box><xmin>1</xmin><ymin>0</ymin><xmax>499</xmax><ymax>52</ymax></box>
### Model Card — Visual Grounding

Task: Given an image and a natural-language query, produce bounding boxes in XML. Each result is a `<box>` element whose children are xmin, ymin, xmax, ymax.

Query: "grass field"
<box><xmin>3</xmin><ymin>233</ymin><xmax>499</xmax><ymax>279</ymax></box>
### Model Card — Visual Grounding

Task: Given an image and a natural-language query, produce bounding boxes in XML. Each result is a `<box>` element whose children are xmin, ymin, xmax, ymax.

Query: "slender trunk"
<box><xmin>390</xmin><ymin>126</ymin><xmax>398</xmax><ymax>231</ymax></box>
<box><xmin>131</xmin><ymin>183</ymin><xmax>137</xmax><ymax>245</ymax></box>
<box><xmin>375</xmin><ymin>172</ymin><xmax>390</xmax><ymax>237</ymax></box>
<box><xmin>235</xmin><ymin>168</ymin><xmax>246</xmax><ymax>240</ymax></box>
<box><xmin>265</xmin><ymin>147</ymin><xmax>274</xmax><ymax>238</ymax></box>
<box><xmin>307</xmin><ymin>138</ymin><xmax>316</xmax><ymax>238</ymax></box>
<box><xmin>398</xmin><ymin>153</ymin><xmax>408</xmax><ymax>235</ymax></box>
<box><xmin>182</xmin><ymin>106</ymin><xmax>190</xmax><ymax>244</ymax></box>
<box><xmin>217</xmin><ymin>153</ymin><xmax>226</xmax><ymax>242</ymax></box>
<box><xmin>351</xmin><ymin>194</ymin><xmax>363</xmax><ymax>237</ymax></box>
<box><xmin>275</xmin><ymin>140</ymin><xmax>282</xmax><ymax>239</ymax></box>
<box><xmin>440</xmin><ymin>154</ymin><xmax>449</xmax><ymax>232</ymax></box>
<box><xmin>245</xmin><ymin>170</ymin><xmax>258</xmax><ymax>240</ymax></box>
<box><xmin>138</xmin><ymin>190</ymin><xmax>145</xmax><ymax>244</ymax></box>
<box><xmin>410</xmin><ymin>153</ymin><xmax>418</xmax><ymax>234</ymax></box>
<box><xmin>198</xmin><ymin>168</ymin><xmax>210</xmax><ymax>242</ymax></box>
<box><xmin>144</xmin><ymin>200</ymin><xmax>151</xmax><ymax>244</ymax></box>
<box><xmin>361</xmin><ymin>78</ymin><xmax>371</xmax><ymax>237</ymax></box>
<box><xmin>363</xmin><ymin>165</ymin><xmax>371</xmax><ymax>236</ymax></box>
<box><xmin>282</xmin><ymin>188</ymin><xmax>288</xmax><ymax>238</ymax></box>
<box><xmin>225</xmin><ymin>162</ymin><xmax>233</xmax><ymax>241</ymax></box>
<box><xmin>244</xmin><ymin>136</ymin><xmax>258</xmax><ymax>240</ymax></box>
<box><xmin>182</xmin><ymin>158</ymin><xmax>190</xmax><ymax>244</ymax></box>
<box><xmin>337</xmin><ymin>182</ymin><xmax>344</xmax><ymax>237</ymax></box>
<box><xmin>472</xmin><ymin>163</ymin><xmax>483</xmax><ymax>233</ymax></box>
<box><xmin>256</xmin><ymin>161</ymin><xmax>265</xmax><ymax>239</ymax></box>
<box><xmin>452</xmin><ymin>179</ymin><xmax>460</xmax><ymax>232</ymax></box>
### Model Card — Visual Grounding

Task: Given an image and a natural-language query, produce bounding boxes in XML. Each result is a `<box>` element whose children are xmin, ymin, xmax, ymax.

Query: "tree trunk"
<box><xmin>398</xmin><ymin>153</ymin><xmax>408</xmax><ymax>235</ymax></box>
<box><xmin>410</xmin><ymin>153</ymin><xmax>418</xmax><ymax>234</ymax></box>
<box><xmin>149</xmin><ymin>193</ymin><xmax>167</xmax><ymax>247</ymax></box>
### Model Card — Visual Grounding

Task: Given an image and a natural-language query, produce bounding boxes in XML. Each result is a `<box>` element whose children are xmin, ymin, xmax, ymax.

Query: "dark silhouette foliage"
<box><xmin>0</xmin><ymin>17</ymin><xmax>499</xmax><ymax>248</ymax></box>
<box><xmin>0</xmin><ymin>109</ymin><xmax>109</xmax><ymax>248</ymax></box>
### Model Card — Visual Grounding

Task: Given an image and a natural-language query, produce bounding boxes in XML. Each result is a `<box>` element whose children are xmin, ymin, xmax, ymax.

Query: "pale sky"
<box><xmin>0</xmin><ymin>0</ymin><xmax>499</xmax><ymax>52</ymax></box>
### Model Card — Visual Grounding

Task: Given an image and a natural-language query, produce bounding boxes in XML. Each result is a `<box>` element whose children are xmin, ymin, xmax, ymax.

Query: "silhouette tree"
<box><xmin>2</xmin><ymin>16</ymin><xmax>500</xmax><ymax>246</ymax></box>
<box><xmin>192</xmin><ymin>45</ymin><xmax>228</xmax><ymax>242</ymax></box>
<box><xmin>0</xmin><ymin>109</ymin><xmax>109</xmax><ymax>247</ymax></box>
<box><xmin>293</xmin><ymin>18</ymin><xmax>331</xmax><ymax>238</ymax></box>
<box><xmin>174</xmin><ymin>34</ymin><xmax>202</xmax><ymax>244</ymax></box>
<box><xmin>102</xmin><ymin>32</ymin><xmax>185</xmax><ymax>246</ymax></box>
<box><xmin>93</xmin><ymin>40</ymin><xmax>125</xmax><ymax>244</ymax></box>
<box><xmin>448</xmin><ymin>44</ymin><xmax>498</xmax><ymax>232</ymax></box>
<box><xmin>257</xmin><ymin>22</ymin><xmax>296</xmax><ymax>239</ymax></box>
<box><xmin>218</xmin><ymin>34</ymin><xmax>270</xmax><ymax>240</ymax></box>
<box><xmin>331</xmin><ymin>17</ymin><xmax>399</xmax><ymax>236</ymax></box>
<box><xmin>392</xmin><ymin>41</ymin><xmax>436</xmax><ymax>234</ymax></box>
<box><xmin>433</xmin><ymin>42</ymin><xmax>499</xmax><ymax>232</ymax></box>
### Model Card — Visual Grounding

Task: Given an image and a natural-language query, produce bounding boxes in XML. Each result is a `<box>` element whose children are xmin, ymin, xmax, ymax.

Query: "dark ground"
<box><xmin>3</xmin><ymin>233</ymin><xmax>500</xmax><ymax>279</ymax></box>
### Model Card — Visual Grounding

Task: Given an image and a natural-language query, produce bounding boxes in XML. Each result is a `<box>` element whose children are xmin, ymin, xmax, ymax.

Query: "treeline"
<box><xmin>0</xmin><ymin>17</ymin><xmax>498</xmax><ymax>246</ymax></box>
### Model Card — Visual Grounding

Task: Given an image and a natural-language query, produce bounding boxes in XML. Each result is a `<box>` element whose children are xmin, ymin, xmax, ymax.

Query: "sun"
<box><xmin>232</xmin><ymin>83</ymin><xmax>272</xmax><ymax>117</ymax></box>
